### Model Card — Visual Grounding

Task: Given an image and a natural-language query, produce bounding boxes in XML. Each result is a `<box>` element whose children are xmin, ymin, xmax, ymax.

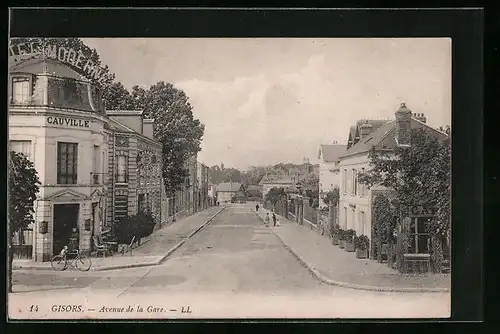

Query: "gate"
<box><xmin>12</xmin><ymin>227</ymin><xmax>33</xmax><ymax>259</ymax></box>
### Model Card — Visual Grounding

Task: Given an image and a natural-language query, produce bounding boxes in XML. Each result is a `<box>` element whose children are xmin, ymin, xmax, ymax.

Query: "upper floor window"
<box><xmin>342</xmin><ymin>169</ymin><xmax>347</xmax><ymax>194</ymax></box>
<box><xmin>117</xmin><ymin>155</ymin><xmax>129</xmax><ymax>183</ymax></box>
<box><xmin>12</xmin><ymin>77</ymin><xmax>31</xmax><ymax>104</ymax></box>
<box><xmin>57</xmin><ymin>142</ymin><xmax>78</xmax><ymax>184</ymax></box>
<box><xmin>10</xmin><ymin>140</ymin><xmax>32</xmax><ymax>160</ymax></box>
<box><xmin>352</xmin><ymin>169</ymin><xmax>358</xmax><ymax>195</ymax></box>
<box><xmin>360</xmin><ymin>168</ymin><xmax>365</xmax><ymax>196</ymax></box>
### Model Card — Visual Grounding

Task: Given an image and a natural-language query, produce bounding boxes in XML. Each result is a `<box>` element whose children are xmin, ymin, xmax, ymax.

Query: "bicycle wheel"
<box><xmin>75</xmin><ymin>256</ymin><xmax>92</xmax><ymax>272</ymax></box>
<box><xmin>51</xmin><ymin>255</ymin><xmax>67</xmax><ymax>271</ymax></box>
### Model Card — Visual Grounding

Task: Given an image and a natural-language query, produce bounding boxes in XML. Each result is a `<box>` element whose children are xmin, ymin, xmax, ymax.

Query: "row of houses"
<box><xmin>8</xmin><ymin>56</ymin><xmax>211</xmax><ymax>262</ymax></box>
<box><xmin>211</xmin><ymin>182</ymin><xmax>263</xmax><ymax>203</ymax></box>
<box><xmin>317</xmin><ymin>103</ymin><xmax>448</xmax><ymax>253</ymax></box>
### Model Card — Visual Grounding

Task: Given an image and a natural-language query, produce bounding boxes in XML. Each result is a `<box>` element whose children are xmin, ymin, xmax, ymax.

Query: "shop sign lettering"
<box><xmin>9</xmin><ymin>40</ymin><xmax>109</xmax><ymax>83</ymax></box>
<box><xmin>47</xmin><ymin>116</ymin><xmax>90</xmax><ymax>128</ymax></box>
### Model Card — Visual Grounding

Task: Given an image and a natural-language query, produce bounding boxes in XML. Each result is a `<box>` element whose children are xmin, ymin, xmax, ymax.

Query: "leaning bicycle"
<box><xmin>51</xmin><ymin>246</ymin><xmax>92</xmax><ymax>271</ymax></box>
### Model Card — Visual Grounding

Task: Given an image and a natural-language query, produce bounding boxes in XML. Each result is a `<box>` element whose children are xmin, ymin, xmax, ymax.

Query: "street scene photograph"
<box><xmin>8</xmin><ymin>37</ymin><xmax>451</xmax><ymax>319</ymax></box>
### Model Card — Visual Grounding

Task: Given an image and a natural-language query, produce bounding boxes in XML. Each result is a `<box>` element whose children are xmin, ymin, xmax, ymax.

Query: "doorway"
<box><xmin>53</xmin><ymin>204</ymin><xmax>80</xmax><ymax>254</ymax></box>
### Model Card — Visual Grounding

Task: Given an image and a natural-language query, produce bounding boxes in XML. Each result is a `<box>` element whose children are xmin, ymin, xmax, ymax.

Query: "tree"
<box><xmin>359</xmin><ymin>127</ymin><xmax>451</xmax><ymax>270</ymax></box>
<box><xmin>264</xmin><ymin>187</ymin><xmax>287</xmax><ymax>211</ymax></box>
<box><xmin>322</xmin><ymin>187</ymin><xmax>340</xmax><ymax>206</ymax></box>
<box><xmin>102</xmin><ymin>82</ymin><xmax>137</xmax><ymax>110</ymax></box>
<box><xmin>129</xmin><ymin>82</ymin><xmax>205</xmax><ymax>197</ymax></box>
<box><xmin>8</xmin><ymin>152</ymin><xmax>41</xmax><ymax>293</ymax></box>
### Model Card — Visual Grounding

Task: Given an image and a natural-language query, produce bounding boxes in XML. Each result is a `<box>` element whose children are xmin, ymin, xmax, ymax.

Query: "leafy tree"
<box><xmin>322</xmin><ymin>187</ymin><xmax>340</xmax><ymax>206</ymax></box>
<box><xmin>102</xmin><ymin>82</ymin><xmax>137</xmax><ymax>110</ymax></box>
<box><xmin>359</xmin><ymin>127</ymin><xmax>451</xmax><ymax>269</ymax></box>
<box><xmin>130</xmin><ymin>82</ymin><xmax>205</xmax><ymax>197</ymax></box>
<box><xmin>8</xmin><ymin>152</ymin><xmax>41</xmax><ymax>293</ymax></box>
<box><xmin>264</xmin><ymin>187</ymin><xmax>287</xmax><ymax>211</ymax></box>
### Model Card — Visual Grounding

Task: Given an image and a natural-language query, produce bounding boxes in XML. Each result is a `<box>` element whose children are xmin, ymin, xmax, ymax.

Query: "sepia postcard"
<box><xmin>8</xmin><ymin>35</ymin><xmax>452</xmax><ymax>320</ymax></box>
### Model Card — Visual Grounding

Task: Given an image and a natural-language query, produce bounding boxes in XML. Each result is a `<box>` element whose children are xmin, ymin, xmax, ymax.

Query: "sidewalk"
<box><xmin>13</xmin><ymin>206</ymin><xmax>225</xmax><ymax>272</ymax></box>
<box><xmin>256</xmin><ymin>208</ymin><xmax>450</xmax><ymax>293</ymax></box>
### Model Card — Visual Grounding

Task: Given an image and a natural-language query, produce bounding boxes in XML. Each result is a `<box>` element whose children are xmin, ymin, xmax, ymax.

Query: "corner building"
<box><xmin>9</xmin><ymin>57</ymin><xmax>163</xmax><ymax>262</ymax></box>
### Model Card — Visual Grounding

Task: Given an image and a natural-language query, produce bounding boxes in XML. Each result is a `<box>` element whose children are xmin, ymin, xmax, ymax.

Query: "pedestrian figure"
<box><xmin>272</xmin><ymin>213</ymin><xmax>277</xmax><ymax>227</ymax></box>
<box><xmin>256</xmin><ymin>204</ymin><xmax>260</xmax><ymax>212</ymax></box>
<box><xmin>264</xmin><ymin>213</ymin><xmax>270</xmax><ymax>227</ymax></box>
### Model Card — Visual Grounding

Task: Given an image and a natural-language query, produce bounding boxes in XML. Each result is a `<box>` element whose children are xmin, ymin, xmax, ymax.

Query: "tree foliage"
<box><xmin>9</xmin><ymin>151</ymin><xmax>41</xmax><ymax>292</ymax></box>
<box><xmin>322</xmin><ymin>187</ymin><xmax>340</xmax><ymax>206</ymax></box>
<box><xmin>265</xmin><ymin>187</ymin><xmax>287</xmax><ymax>209</ymax></box>
<box><xmin>358</xmin><ymin>128</ymin><xmax>451</xmax><ymax>238</ymax></box>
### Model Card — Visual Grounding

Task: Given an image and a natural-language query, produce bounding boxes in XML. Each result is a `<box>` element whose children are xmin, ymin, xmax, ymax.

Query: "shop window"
<box><xmin>117</xmin><ymin>155</ymin><xmax>128</xmax><ymax>183</ymax></box>
<box><xmin>57</xmin><ymin>142</ymin><xmax>78</xmax><ymax>184</ymax></box>
<box><xmin>12</xmin><ymin>77</ymin><xmax>31</xmax><ymax>104</ymax></box>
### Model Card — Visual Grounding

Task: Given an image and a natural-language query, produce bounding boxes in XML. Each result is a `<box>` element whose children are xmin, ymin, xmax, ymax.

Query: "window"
<box><xmin>12</xmin><ymin>77</ymin><xmax>31</xmax><ymax>104</ymax></box>
<box><xmin>57</xmin><ymin>142</ymin><xmax>78</xmax><ymax>184</ymax></box>
<box><xmin>117</xmin><ymin>155</ymin><xmax>128</xmax><ymax>183</ymax></box>
<box><xmin>360</xmin><ymin>168</ymin><xmax>365</xmax><ymax>196</ymax></box>
<box><xmin>408</xmin><ymin>218</ymin><xmax>431</xmax><ymax>254</ymax></box>
<box><xmin>138</xmin><ymin>194</ymin><xmax>145</xmax><ymax>213</ymax></box>
<box><xmin>92</xmin><ymin>145</ymin><xmax>100</xmax><ymax>184</ymax></box>
<box><xmin>360</xmin><ymin>211</ymin><xmax>365</xmax><ymax>235</ymax></box>
<box><xmin>10</xmin><ymin>140</ymin><xmax>32</xmax><ymax>160</ymax></box>
<box><xmin>343</xmin><ymin>169</ymin><xmax>347</xmax><ymax>194</ymax></box>
<box><xmin>352</xmin><ymin>169</ymin><xmax>357</xmax><ymax>195</ymax></box>
<box><xmin>344</xmin><ymin>207</ymin><xmax>348</xmax><ymax>229</ymax></box>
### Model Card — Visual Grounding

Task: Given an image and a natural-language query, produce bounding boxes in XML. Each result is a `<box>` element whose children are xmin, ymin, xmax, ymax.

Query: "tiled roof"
<box><xmin>246</xmin><ymin>185</ymin><xmax>263</xmax><ymax>191</ymax></box>
<box><xmin>340</xmin><ymin>118</ymin><xmax>448</xmax><ymax>158</ymax></box>
<box><xmin>217</xmin><ymin>182</ymin><xmax>242</xmax><ymax>192</ymax></box>
<box><xmin>10</xmin><ymin>58</ymin><xmax>85</xmax><ymax>81</ymax></box>
<box><xmin>319</xmin><ymin>144</ymin><xmax>347</xmax><ymax>163</ymax></box>
<box><xmin>341</xmin><ymin>120</ymin><xmax>396</xmax><ymax>157</ymax></box>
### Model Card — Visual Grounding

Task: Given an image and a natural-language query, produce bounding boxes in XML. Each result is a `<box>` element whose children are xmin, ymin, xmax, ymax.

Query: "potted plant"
<box><xmin>355</xmin><ymin>235</ymin><xmax>370</xmax><ymax>259</ymax></box>
<box><xmin>338</xmin><ymin>229</ymin><xmax>346</xmax><ymax>249</ymax></box>
<box><xmin>330</xmin><ymin>224</ymin><xmax>340</xmax><ymax>245</ymax></box>
<box><xmin>345</xmin><ymin>229</ymin><xmax>356</xmax><ymax>252</ymax></box>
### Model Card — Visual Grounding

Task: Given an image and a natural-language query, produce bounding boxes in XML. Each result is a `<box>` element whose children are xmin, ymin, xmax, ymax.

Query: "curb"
<box><xmin>256</xmin><ymin>211</ymin><xmax>449</xmax><ymax>293</ymax></box>
<box><xmin>14</xmin><ymin>207</ymin><xmax>227</xmax><ymax>273</ymax></box>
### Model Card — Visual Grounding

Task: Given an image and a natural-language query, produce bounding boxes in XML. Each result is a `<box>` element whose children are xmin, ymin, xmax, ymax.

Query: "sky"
<box><xmin>82</xmin><ymin>38</ymin><xmax>451</xmax><ymax>170</ymax></box>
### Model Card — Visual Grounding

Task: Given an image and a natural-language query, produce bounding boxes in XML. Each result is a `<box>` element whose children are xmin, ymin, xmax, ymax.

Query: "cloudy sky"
<box><xmin>83</xmin><ymin>38</ymin><xmax>451</xmax><ymax>170</ymax></box>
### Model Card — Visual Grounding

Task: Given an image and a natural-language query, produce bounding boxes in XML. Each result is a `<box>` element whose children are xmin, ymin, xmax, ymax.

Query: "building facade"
<box><xmin>337</xmin><ymin>103</ymin><xmax>447</xmax><ymax>256</ymax></box>
<box><xmin>216</xmin><ymin>182</ymin><xmax>243</xmax><ymax>203</ymax></box>
<box><xmin>8</xmin><ymin>57</ymin><xmax>162</xmax><ymax>262</ymax></box>
<box><xmin>317</xmin><ymin>144</ymin><xmax>346</xmax><ymax>209</ymax></box>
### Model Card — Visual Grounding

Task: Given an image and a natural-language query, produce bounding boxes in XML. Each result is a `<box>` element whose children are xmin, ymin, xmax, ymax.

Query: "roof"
<box><xmin>319</xmin><ymin>144</ymin><xmax>347</xmax><ymax>163</ymax></box>
<box><xmin>10</xmin><ymin>58</ymin><xmax>86</xmax><ymax>81</ymax></box>
<box><xmin>216</xmin><ymin>182</ymin><xmax>242</xmax><ymax>192</ymax></box>
<box><xmin>259</xmin><ymin>174</ymin><xmax>294</xmax><ymax>185</ymax></box>
<box><xmin>246</xmin><ymin>185</ymin><xmax>263</xmax><ymax>191</ymax></box>
<box><xmin>347</xmin><ymin>120</ymin><xmax>389</xmax><ymax>146</ymax></box>
<box><xmin>107</xmin><ymin>118</ymin><xmax>160</xmax><ymax>146</ymax></box>
<box><xmin>106</xmin><ymin>110</ymin><xmax>144</xmax><ymax>116</ymax></box>
<box><xmin>340</xmin><ymin>117</ymin><xmax>448</xmax><ymax>158</ymax></box>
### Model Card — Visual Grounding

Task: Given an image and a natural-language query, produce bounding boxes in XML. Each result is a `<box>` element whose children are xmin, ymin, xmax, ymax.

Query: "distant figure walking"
<box><xmin>272</xmin><ymin>213</ymin><xmax>277</xmax><ymax>227</ymax></box>
<box><xmin>256</xmin><ymin>204</ymin><xmax>260</xmax><ymax>212</ymax></box>
<box><xmin>264</xmin><ymin>213</ymin><xmax>270</xmax><ymax>227</ymax></box>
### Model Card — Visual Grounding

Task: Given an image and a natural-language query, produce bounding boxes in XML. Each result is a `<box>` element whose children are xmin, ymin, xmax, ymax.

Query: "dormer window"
<box><xmin>11</xmin><ymin>76</ymin><xmax>31</xmax><ymax>104</ymax></box>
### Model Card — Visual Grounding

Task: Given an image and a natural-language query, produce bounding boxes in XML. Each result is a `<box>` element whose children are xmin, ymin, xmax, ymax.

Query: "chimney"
<box><xmin>395</xmin><ymin>102</ymin><xmax>412</xmax><ymax>146</ymax></box>
<box><xmin>142</xmin><ymin>118</ymin><xmax>155</xmax><ymax>139</ymax></box>
<box><xmin>359</xmin><ymin>121</ymin><xmax>373</xmax><ymax>140</ymax></box>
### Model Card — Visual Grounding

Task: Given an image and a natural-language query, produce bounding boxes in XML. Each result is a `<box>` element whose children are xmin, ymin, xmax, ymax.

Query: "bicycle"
<box><xmin>51</xmin><ymin>246</ymin><xmax>92</xmax><ymax>271</ymax></box>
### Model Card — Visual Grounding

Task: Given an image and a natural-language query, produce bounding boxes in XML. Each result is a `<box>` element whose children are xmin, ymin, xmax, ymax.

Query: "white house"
<box><xmin>317</xmin><ymin>144</ymin><xmax>346</xmax><ymax>208</ymax></box>
<box><xmin>337</xmin><ymin>103</ymin><xmax>448</xmax><ymax>256</ymax></box>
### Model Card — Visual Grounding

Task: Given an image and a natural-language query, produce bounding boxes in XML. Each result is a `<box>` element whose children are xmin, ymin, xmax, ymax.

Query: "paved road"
<box><xmin>10</xmin><ymin>204</ymin><xmax>450</xmax><ymax>319</ymax></box>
